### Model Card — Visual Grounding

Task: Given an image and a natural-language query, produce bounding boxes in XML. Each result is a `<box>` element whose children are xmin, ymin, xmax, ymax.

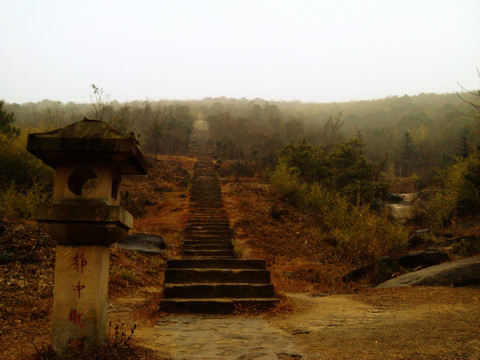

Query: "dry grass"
<box><xmin>222</xmin><ymin>180</ymin><xmax>358</xmax><ymax>294</ymax></box>
<box><xmin>131</xmin><ymin>290</ymin><xmax>168</xmax><ymax>324</ymax></box>
<box><xmin>22</xmin><ymin>322</ymin><xmax>166</xmax><ymax>360</ymax></box>
<box><xmin>354</xmin><ymin>285</ymin><xmax>480</xmax><ymax>309</ymax></box>
<box><xmin>346</xmin><ymin>286</ymin><xmax>480</xmax><ymax>360</ymax></box>
<box><xmin>0</xmin><ymin>219</ymin><xmax>55</xmax><ymax>359</ymax></box>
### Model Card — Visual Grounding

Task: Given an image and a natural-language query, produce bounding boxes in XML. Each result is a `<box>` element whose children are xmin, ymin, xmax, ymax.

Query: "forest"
<box><xmin>1</xmin><ymin>85</ymin><xmax>480</xmax><ymax>264</ymax></box>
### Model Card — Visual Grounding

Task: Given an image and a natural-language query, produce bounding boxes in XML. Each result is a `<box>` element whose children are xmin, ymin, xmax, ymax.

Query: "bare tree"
<box><xmin>322</xmin><ymin>113</ymin><xmax>344</xmax><ymax>149</ymax></box>
<box><xmin>90</xmin><ymin>84</ymin><xmax>111</xmax><ymax>121</ymax></box>
<box><xmin>457</xmin><ymin>69</ymin><xmax>480</xmax><ymax>115</ymax></box>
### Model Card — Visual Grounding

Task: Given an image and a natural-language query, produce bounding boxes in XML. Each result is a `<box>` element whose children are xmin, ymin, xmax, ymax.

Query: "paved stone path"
<box><xmin>149</xmin><ymin>315</ymin><xmax>302</xmax><ymax>360</ymax></box>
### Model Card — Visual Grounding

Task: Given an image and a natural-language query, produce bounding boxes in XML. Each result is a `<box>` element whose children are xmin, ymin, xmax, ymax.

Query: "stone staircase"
<box><xmin>161</xmin><ymin>161</ymin><xmax>277</xmax><ymax>313</ymax></box>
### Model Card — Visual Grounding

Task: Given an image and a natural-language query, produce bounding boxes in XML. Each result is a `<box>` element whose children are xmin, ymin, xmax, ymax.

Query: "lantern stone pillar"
<box><xmin>27</xmin><ymin>118</ymin><xmax>147</xmax><ymax>353</ymax></box>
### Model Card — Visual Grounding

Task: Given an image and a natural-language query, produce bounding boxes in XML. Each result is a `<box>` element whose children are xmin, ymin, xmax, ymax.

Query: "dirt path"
<box><xmin>272</xmin><ymin>291</ymin><xmax>480</xmax><ymax>359</ymax></box>
<box><xmin>109</xmin><ymin>286</ymin><xmax>480</xmax><ymax>360</ymax></box>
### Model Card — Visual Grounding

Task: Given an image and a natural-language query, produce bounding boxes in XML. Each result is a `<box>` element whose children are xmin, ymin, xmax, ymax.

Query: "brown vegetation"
<box><xmin>222</xmin><ymin>179</ymin><xmax>357</xmax><ymax>294</ymax></box>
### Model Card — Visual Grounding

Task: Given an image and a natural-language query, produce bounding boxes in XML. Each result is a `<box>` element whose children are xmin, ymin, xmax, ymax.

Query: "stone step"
<box><xmin>187</xmin><ymin>211</ymin><xmax>226</xmax><ymax>215</ymax></box>
<box><xmin>189</xmin><ymin>200</ymin><xmax>222</xmax><ymax>204</ymax></box>
<box><xmin>186</xmin><ymin>219</ymin><xmax>229</xmax><ymax>224</ymax></box>
<box><xmin>186</xmin><ymin>222</ymin><xmax>229</xmax><ymax>227</ymax></box>
<box><xmin>160</xmin><ymin>298</ymin><xmax>278</xmax><ymax>314</ymax></box>
<box><xmin>184</xmin><ymin>235</ymin><xmax>232</xmax><ymax>242</ymax></box>
<box><xmin>191</xmin><ymin>188</ymin><xmax>219</xmax><ymax>191</ymax></box>
<box><xmin>163</xmin><ymin>283</ymin><xmax>275</xmax><ymax>299</ymax></box>
<box><xmin>165</xmin><ymin>269</ymin><xmax>271</xmax><ymax>283</ymax></box>
<box><xmin>187</xmin><ymin>219</ymin><xmax>228</xmax><ymax>224</ymax></box>
<box><xmin>188</xmin><ymin>215</ymin><xmax>227</xmax><ymax>220</ymax></box>
<box><xmin>185</xmin><ymin>226</ymin><xmax>231</xmax><ymax>231</ymax></box>
<box><xmin>189</xmin><ymin>195</ymin><xmax>222</xmax><ymax>198</ymax></box>
<box><xmin>190</xmin><ymin>188</ymin><xmax>220</xmax><ymax>192</ymax></box>
<box><xmin>184</xmin><ymin>230</ymin><xmax>232</xmax><ymax>236</ymax></box>
<box><xmin>185</xmin><ymin>225</ymin><xmax>231</xmax><ymax>231</ymax></box>
<box><xmin>167</xmin><ymin>259</ymin><xmax>267</xmax><ymax>269</ymax></box>
<box><xmin>183</xmin><ymin>223</ymin><xmax>233</xmax><ymax>235</ymax></box>
<box><xmin>184</xmin><ymin>239</ymin><xmax>233</xmax><ymax>245</ymax></box>
<box><xmin>184</xmin><ymin>226</ymin><xmax>231</xmax><ymax>232</ymax></box>
<box><xmin>189</xmin><ymin>207</ymin><xmax>224</xmax><ymax>211</ymax></box>
<box><xmin>183</xmin><ymin>244</ymin><xmax>234</xmax><ymax>251</ymax></box>
<box><xmin>189</xmin><ymin>201</ymin><xmax>223</xmax><ymax>205</ymax></box>
<box><xmin>183</xmin><ymin>240</ymin><xmax>233</xmax><ymax>246</ymax></box>
<box><xmin>184</xmin><ymin>230</ymin><xmax>231</xmax><ymax>235</ymax></box>
<box><xmin>182</xmin><ymin>249</ymin><xmax>235</xmax><ymax>257</ymax></box>
<box><xmin>189</xmin><ymin>203</ymin><xmax>223</xmax><ymax>208</ymax></box>
<box><xmin>186</xmin><ymin>218</ymin><xmax>229</xmax><ymax>223</ymax></box>
<box><xmin>190</xmin><ymin>195</ymin><xmax>222</xmax><ymax>198</ymax></box>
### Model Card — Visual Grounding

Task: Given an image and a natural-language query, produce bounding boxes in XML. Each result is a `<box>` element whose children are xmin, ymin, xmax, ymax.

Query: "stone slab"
<box><xmin>378</xmin><ymin>255</ymin><xmax>480</xmax><ymax>288</ymax></box>
<box><xmin>114</xmin><ymin>233</ymin><xmax>165</xmax><ymax>254</ymax></box>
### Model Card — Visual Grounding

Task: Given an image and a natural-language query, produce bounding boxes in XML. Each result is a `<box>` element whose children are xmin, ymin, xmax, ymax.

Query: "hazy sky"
<box><xmin>1</xmin><ymin>0</ymin><xmax>479</xmax><ymax>104</ymax></box>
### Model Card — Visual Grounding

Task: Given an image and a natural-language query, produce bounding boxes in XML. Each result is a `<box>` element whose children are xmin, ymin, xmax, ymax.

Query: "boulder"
<box><xmin>114</xmin><ymin>233</ymin><xmax>165</xmax><ymax>254</ymax></box>
<box><xmin>415</xmin><ymin>229</ymin><xmax>431</xmax><ymax>237</ymax></box>
<box><xmin>443</xmin><ymin>235</ymin><xmax>476</xmax><ymax>245</ymax></box>
<box><xmin>397</xmin><ymin>249</ymin><xmax>450</xmax><ymax>269</ymax></box>
<box><xmin>373</xmin><ymin>256</ymin><xmax>402</xmax><ymax>284</ymax></box>
<box><xmin>343</xmin><ymin>257</ymin><xmax>401</xmax><ymax>284</ymax></box>
<box><xmin>388</xmin><ymin>193</ymin><xmax>403</xmax><ymax>203</ymax></box>
<box><xmin>408</xmin><ymin>229</ymin><xmax>432</xmax><ymax>247</ymax></box>
<box><xmin>377</xmin><ymin>255</ymin><xmax>480</xmax><ymax>288</ymax></box>
<box><xmin>342</xmin><ymin>264</ymin><xmax>374</xmax><ymax>282</ymax></box>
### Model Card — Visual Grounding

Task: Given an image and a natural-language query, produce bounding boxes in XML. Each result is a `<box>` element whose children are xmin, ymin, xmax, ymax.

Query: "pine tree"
<box><xmin>0</xmin><ymin>101</ymin><xmax>20</xmax><ymax>136</ymax></box>
<box><xmin>400</xmin><ymin>131</ymin><xmax>416</xmax><ymax>176</ymax></box>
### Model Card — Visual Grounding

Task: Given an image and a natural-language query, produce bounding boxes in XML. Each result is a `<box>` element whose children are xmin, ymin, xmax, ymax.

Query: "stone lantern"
<box><xmin>27</xmin><ymin>118</ymin><xmax>147</xmax><ymax>353</ymax></box>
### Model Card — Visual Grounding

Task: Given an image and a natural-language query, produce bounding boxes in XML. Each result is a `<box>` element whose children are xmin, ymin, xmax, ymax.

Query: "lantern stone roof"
<box><xmin>27</xmin><ymin>118</ymin><xmax>147</xmax><ymax>175</ymax></box>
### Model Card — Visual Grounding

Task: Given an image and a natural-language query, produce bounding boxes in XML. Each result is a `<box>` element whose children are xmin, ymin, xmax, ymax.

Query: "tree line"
<box><xmin>4</xmin><ymin>91</ymin><xmax>478</xmax><ymax>176</ymax></box>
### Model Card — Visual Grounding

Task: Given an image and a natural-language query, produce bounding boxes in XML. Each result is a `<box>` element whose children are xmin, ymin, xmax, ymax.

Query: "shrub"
<box><xmin>424</xmin><ymin>188</ymin><xmax>458</xmax><ymax>229</ymax></box>
<box><xmin>425</xmin><ymin>152</ymin><xmax>480</xmax><ymax>229</ymax></box>
<box><xmin>452</xmin><ymin>238</ymin><xmax>480</xmax><ymax>257</ymax></box>
<box><xmin>0</xmin><ymin>132</ymin><xmax>53</xmax><ymax>190</ymax></box>
<box><xmin>270</xmin><ymin>164</ymin><xmax>408</xmax><ymax>265</ymax></box>
<box><xmin>332</xmin><ymin>205</ymin><xmax>409</xmax><ymax>265</ymax></box>
<box><xmin>269</xmin><ymin>160</ymin><xmax>305</xmax><ymax>204</ymax></box>
<box><xmin>0</xmin><ymin>181</ymin><xmax>51</xmax><ymax>219</ymax></box>
<box><xmin>279</xmin><ymin>139</ymin><xmax>390</xmax><ymax>205</ymax></box>
<box><xmin>0</xmin><ymin>132</ymin><xmax>53</xmax><ymax>219</ymax></box>
<box><xmin>302</xmin><ymin>182</ymin><xmax>408</xmax><ymax>264</ymax></box>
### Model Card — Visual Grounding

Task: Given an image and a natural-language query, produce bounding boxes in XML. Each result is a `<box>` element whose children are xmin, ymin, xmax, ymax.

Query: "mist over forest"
<box><xmin>3</xmin><ymin>90</ymin><xmax>479</xmax><ymax>178</ymax></box>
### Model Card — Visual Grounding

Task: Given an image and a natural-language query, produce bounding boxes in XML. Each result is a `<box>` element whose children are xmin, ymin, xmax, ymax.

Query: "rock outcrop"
<box><xmin>397</xmin><ymin>249</ymin><xmax>450</xmax><ymax>269</ymax></box>
<box><xmin>377</xmin><ymin>256</ymin><xmax>480</xmax><ymax>288</ymax></box>
<box><xmin>115</xmin><ymin>233</ymin><xmax>165</xmax><ymax>254</ymax></box>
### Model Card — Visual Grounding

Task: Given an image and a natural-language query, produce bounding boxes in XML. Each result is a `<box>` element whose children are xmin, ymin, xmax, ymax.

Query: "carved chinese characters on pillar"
<box><xmin>71</xmin><ymin>252</ymin><xmax>87</xmax><ymax>274</ymax></box>
<box><xmin>72</xmin><ymin>281</ymin><xmax>85</xmax><ymax>299</ymax></box>
<box><xmin>67</xmin><ymin>338</ymin><xmax>85</xmax><ymax>351</ymax></box>
<box><xmin>69</xmin><ymin>309</ymin><xmax>86</xmax><ymax>328</ymax></box>
<box><xmin>69</xmin><ymin>251</ymin><xmax>88</xmax><ymax>338</ymax></box>
<box><xmin>71</xmin><ymin>252</ymin><xmax>87</xmax><ymax>299</ymax></box>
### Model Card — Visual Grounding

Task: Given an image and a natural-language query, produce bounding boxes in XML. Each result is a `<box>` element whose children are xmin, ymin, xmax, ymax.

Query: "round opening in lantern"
<box><xmin>67</xmin><ymin>167</ymin><xmax>99</xmax><ymax>196</ymax></box>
